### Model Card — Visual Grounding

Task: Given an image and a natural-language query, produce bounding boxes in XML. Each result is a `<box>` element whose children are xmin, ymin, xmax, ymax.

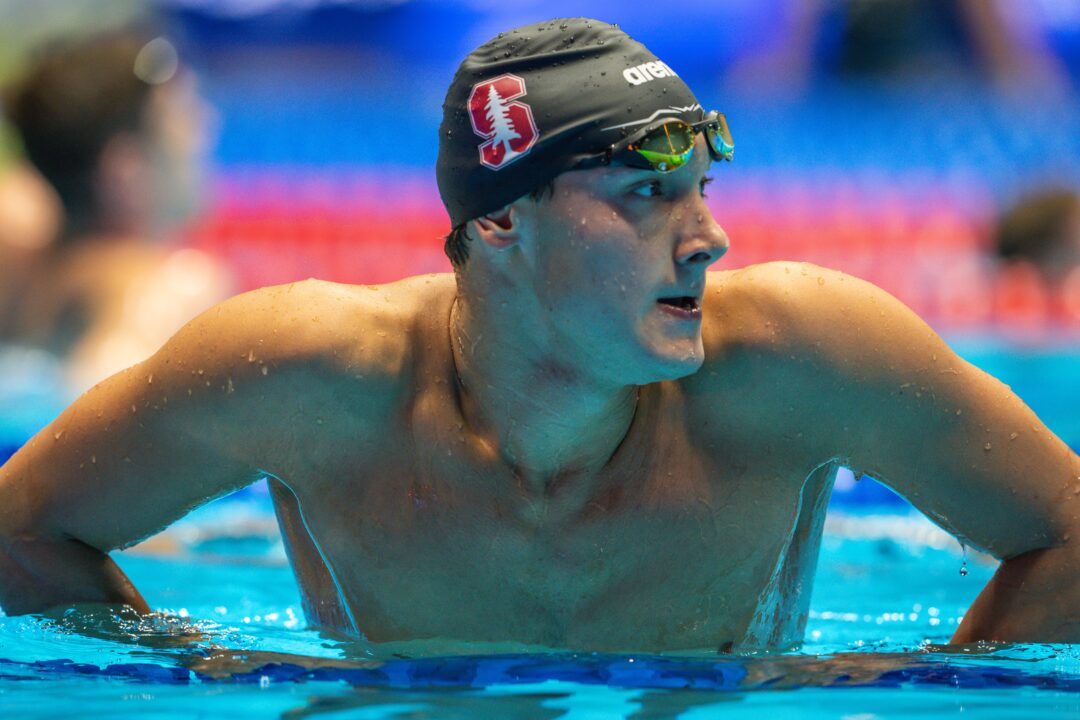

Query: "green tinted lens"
<box><xmin>629</xmin><ymin>121</ymin><xmax>696</xmax><ymax>171</ymax></box>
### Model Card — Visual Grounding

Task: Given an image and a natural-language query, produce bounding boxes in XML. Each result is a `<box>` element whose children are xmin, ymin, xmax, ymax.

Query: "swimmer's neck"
<box><xmin>449</xmin><ymin>293</ymin><xmax>639</xmax><ymax>498</ymax></box>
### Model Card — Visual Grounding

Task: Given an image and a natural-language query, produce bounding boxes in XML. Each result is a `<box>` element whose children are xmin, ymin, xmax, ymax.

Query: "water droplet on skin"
<box><xmin>261</xmin><ymin>366</ymin><xmax>268</xmax><ymax>376</ymax></box>
<box><xmin>1009</xmin><ymin>432</ymin><xmax>1018</xmax><ymax>440</ymax></box>
<box><xmin>817</xmin><ymin>277</ymin><xmax>825</xmax><ymax>286</ymax></box>
<box><xmin>983</xmin><ymin>442</ymin><xmax>992</xmax><ymax>451</ymax></box>
<box><xmin>148</xmin><ymin>374</ymin><xmax>154</xmax><ymax>385</ymax></box>
<box><xmin>248</xmin><ymin>350</ymin><xmax>255</xmax><ymax>362</ymax></box>
<box><xmin>53</xmin><ymin>430</ymin><xmax>64</xmax><ymax>440</ymax></box>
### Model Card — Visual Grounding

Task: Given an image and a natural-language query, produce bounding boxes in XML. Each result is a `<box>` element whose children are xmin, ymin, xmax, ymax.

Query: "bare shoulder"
<box><xmin>115</xmin><ymin>273</ymin><xmax>458</xmax><ymax>483</ymax></box>
<box><xmin>159</xmin><ymin>273</ymin><xmax>457</xmax><ymax>382</ymax></box>
<box><xmin>686</xmin><ymin>261</ymin><xmax>952</xmax><ymax>445</ymax></box>
<box><xmin>700</xmin><ymin>261</ymin><xmax>934</xmax><ymax>367</ymax></box>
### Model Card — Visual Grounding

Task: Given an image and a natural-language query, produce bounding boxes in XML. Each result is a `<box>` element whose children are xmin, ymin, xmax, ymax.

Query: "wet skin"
<box><xmin>1</xmin><ymin>148</ymin><xmax>1078</xmax><ymax>652</ymax></box>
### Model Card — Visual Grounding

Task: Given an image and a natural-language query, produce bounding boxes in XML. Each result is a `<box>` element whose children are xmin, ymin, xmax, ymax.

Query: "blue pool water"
<box><xmin>1</xmin><ymin>495</ymin><xmax>1078</xmax><ymax>718</ymax></box>
<box><xmin>1</xmin><ymin>343</ymin><xmax>1079</xmax><ymax>718</ymax></box>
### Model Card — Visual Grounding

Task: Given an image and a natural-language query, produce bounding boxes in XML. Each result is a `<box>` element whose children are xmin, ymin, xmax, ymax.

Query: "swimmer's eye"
<box><xmin>631</xmin><ymin>180</ymin><xmax>664</xmax><ymax>198</ymax></box>
<box><xmin>629</xmin><ymin>176</ymin><xmax>713</xmax><ymax>199</ymax></box>
<box><xmin>700</xmin><ymin>175</ymin><xmax>714</xmax><ymax>198</ymax></box>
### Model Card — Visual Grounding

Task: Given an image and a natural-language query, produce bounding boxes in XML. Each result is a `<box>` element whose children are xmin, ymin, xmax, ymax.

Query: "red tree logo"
<box><xmin>468</xmin><ymin>74</ymin><xmax>539</xmax><ymax>170</ymax></box>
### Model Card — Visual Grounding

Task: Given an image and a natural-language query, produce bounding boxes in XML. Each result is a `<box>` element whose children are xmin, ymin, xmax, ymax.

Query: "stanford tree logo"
<box><xmin>467</xmin><ymin>74</ymin><xmax>539</xmax><ymax>170</ymax></box>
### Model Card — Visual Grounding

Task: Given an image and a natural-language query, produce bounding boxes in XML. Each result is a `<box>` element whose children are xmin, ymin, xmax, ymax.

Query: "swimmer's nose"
<box><xmin>675</xmin><ymin>208</ymin><xmax>729</xmax><ymax>268</ymax></box>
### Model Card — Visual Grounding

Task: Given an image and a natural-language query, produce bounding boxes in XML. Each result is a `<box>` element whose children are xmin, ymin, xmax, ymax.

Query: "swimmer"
<box><xmin>2</xmin><ymin>28</ymin><xmax>231</xmax><ymax>391</ymax></box>
<box><xmin>0</xmin><ymin>19</ymin><xmax>1077</xmax><ymax>653</ymax></box>
<box><xmin>0</xmin><ymin>161</ymin><xmax>62</xmax><ymax>335</ymax></box>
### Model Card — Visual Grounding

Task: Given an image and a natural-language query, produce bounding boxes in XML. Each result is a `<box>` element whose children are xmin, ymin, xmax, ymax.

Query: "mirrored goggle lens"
<box><xmin>628</xmin><ymin>121</ymin><xmax>696</xmax><ymax>172</ymax></box>
<box><xmin>704</xmin><ymin>114</ymin><xmax>734</xmax><ymax>161</ymax></box>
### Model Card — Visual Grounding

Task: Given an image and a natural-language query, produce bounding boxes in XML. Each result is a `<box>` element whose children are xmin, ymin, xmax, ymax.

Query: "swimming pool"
<box><xmin>1</xmin><ymin>344</ymin><xmax>1078</xmax><ymax>718</ymax></box>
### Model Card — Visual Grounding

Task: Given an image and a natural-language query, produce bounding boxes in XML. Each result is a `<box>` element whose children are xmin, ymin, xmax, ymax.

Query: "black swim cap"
<box><xmin>437</xmin><ymin>18</ymin><xmax>704</xmax><ymax>227</ymax></box>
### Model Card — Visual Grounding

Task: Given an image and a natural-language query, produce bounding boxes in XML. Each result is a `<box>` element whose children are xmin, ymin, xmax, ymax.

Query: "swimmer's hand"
<box><xmin>740</xmin><ymin>651</ymin><xmax>933</xmax><ymax>689</ymax></box>
<box><xmin>37</xmin><ymin>603</ymin><xmax>209</xmax><ymax>649</ymax></box>
<box><xmin>177</xmin><ymin>647</ymin><xmax>378</xmax><ymax>680</ymax></box>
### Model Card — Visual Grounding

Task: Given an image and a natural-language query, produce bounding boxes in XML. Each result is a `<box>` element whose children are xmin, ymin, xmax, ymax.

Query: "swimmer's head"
<box><xmin>438</xmin><ymin>18</ymin><xmax>718</xmax><ymax>266</ymax></box>
<box><xmin>4</xmin><ymin>28</ymin><xmax>215</xmax><ymax>238</ymax></box>
<box><xmin>439</xmin><ymin>19</ymin><xmax>731</xmax><ymax>382</ymax></box>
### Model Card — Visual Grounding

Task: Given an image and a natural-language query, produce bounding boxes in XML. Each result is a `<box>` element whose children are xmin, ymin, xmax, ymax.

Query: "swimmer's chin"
<box><xmin>636</xmin><ymin>342</ymin><xmax>706</xmax><ymax>383</ymax></box>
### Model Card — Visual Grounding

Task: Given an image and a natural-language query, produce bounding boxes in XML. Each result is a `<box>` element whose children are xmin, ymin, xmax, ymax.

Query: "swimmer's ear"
<box><xmin>469</xmin><ymin>204</ymin><xmax>521</xmax><ymax>251</ymax></box>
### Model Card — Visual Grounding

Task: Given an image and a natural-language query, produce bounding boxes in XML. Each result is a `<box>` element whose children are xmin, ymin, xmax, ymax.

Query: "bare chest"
<box><xmin>280</xmin><ymin>431</ymin><xmax>831</xmax><ymax>652</ymax></box>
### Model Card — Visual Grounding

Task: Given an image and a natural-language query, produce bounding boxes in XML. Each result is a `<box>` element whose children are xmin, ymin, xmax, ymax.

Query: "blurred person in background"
<box><xmin>995</xmin><ymin>188</ymin><xmax>1080</xmax><ymax>285</ymax></box>
<box><xmin>0</xmin><ymin>160</ymin><xmax>62</xmax><ymax>333</ymax></box>
<box><xmin>1</xmin><ymin>27</ymin><xmax>231</xmax><ymax>391</ymax></box>
<box><xmin>0</xmin><ymin>159</ymin><xmax>66</xmax><ymax>440</ymax></box>
<box><xmin>993</xmin><ymin>187</ymin><xmax>1080</xmax><ymax>322</ymax></box>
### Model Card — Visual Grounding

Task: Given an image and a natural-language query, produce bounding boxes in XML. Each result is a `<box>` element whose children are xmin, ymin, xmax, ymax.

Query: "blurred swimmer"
<box><xmin>995</xmin><ymin>188</ymin><xmax>1080</xmax><ymax>285</ymax></box>
<box><xmin>2</xmin><ymin>29</ymin><xmax>231</xmax><ymax>390</ymax></box>
<box><xmin>0</xmin><ymin>19</ymin><xmax>1077</xmax><ymax>653</ymax></box>
<box><xmin>0</xmin><ymin>161</ymin><xmax>62</xmax><ymax>335</ymax></box>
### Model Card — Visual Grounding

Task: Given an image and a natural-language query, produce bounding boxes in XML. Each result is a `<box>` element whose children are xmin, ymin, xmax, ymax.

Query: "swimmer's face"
<box><xmin>514</xmin><ymin>135</ymin><xmax>728</xmax><ymax>383</ymax></box>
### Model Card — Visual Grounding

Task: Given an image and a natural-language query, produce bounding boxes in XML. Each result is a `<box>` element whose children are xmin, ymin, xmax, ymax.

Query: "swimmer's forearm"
<box><xmin>0</xmin><ymin>536</ymin><xmax>150</xmax><ymax>616</ymax></box>
<box><xmin>951</xmin><ymin>543</ymin><xmax>1080</xmax><ymax>644</ymax></box>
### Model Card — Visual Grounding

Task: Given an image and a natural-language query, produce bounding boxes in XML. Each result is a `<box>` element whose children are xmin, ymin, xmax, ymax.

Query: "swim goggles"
<box><xmin>574</xmin><ymin>110</ymin><xmax>734</xmax><ymax>173</ymax></box>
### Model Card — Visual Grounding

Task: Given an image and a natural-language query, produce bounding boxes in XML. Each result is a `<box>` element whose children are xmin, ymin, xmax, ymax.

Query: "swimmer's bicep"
<box><xmin>0</xmin><ymin>287</ymin><xmax>312</xmax><ymax>552</ymax></box>
<box><xmin>0</xmin><ymin>355</ymin><xmax>262</xmax><ymax>555</ymax></box>
<box><xmin>788</xmin><ymin>268</ymin><xmax>1077</xmax><ymax>558</ymax></box>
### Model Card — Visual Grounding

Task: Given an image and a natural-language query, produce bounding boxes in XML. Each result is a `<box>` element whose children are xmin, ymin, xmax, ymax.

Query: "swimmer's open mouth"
<box><xmin>657</xmin><ymin>296</ymin><xmax>702</xmax><ymax>318</ymax></box>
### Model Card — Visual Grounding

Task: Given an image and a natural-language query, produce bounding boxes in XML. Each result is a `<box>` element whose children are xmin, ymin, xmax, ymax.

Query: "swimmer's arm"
<box><xmin>735</xmin><ymin>263</ymin><xmax>1080</xmax><ymax>643</ymax></box>
<box><xmin>0</xmin><ymin>280</ymin><xmax>364</xmax><ymax>616</ymax></box>
<box><xmin>0</xmin><ymin>349</ymin><xmax>253</xmax><ymax>616</ymax></box>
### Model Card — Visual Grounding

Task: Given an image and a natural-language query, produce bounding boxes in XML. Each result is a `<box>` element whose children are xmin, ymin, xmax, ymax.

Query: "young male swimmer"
<box><xmin>0</xmin><ymin>19</ymin><xmax>1077</xmax><ymax>653</ymax></box>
